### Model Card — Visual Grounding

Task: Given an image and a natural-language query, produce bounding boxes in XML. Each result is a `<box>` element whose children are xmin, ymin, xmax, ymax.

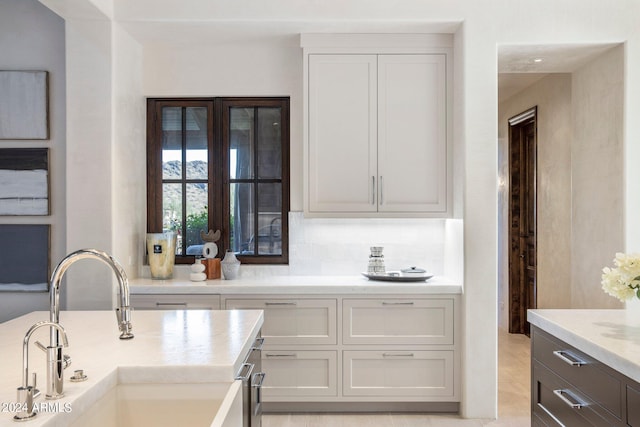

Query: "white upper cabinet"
<box><xmin>308</xmin><ymin>54</ymin><xmax>378</xmax><ymax>213</ymax></box>
<box><xmin>302</xmin><ymin>34</ymin><xmax>452</xmax><ymax>217</ymax></box>
<box><xmin>377</xmin><ymin>54</ymin><xmax>447</xmax><ymax>213</ymax></box>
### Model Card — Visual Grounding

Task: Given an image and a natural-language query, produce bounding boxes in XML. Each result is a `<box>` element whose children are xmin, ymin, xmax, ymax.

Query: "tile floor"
<box><xmin>263</xmin><ymin>329</ymin><xmax>531</xmax><ymax>427</ymax></box>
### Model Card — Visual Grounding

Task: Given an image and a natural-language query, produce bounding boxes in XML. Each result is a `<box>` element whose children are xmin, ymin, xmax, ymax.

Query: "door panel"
<box><xmin>308</xmin><ymin>55</ymin><xmax>378</xmax><ymax>212</ymax></box>
<box><xmin>508</xmin><ymin>108</ymin><xmax>537</xmax><ymax>335</ymax></box>
<box><xmin>377</xmin><ymin>54</ymin><xmax>447</xmax><ymax>212</ymax></box>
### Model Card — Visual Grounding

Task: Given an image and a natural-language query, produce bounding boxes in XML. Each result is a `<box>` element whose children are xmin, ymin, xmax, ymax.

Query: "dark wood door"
<box><xmin>508</xmin><ymin>107</ymin><xmax>537</xmax><ymax>335</ymax></box>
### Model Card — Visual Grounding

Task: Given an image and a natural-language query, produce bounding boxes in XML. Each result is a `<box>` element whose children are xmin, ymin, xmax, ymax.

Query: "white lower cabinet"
<box><xmin>224</xmin><ymin>298</ymin><xmax>337</xmax><ymax>345</ymax></box>
<box><xmin>343</xmin><ymin>350</ymin><xmax>455</xmax><ymax>397</ymax></box>
<box><xmin>222</xmin><ymin>294</ymin><xmax>459</xmax><ymax>407</ymax></box>
<box><xmin>262</xmin><ymin>350</ymin><xmax>338</xmax><ymax>398</ymax></box>
<box><xmin>343</xmin><ymin>298</ymin><xmax>454</xmax><ymax>345</ymax></box>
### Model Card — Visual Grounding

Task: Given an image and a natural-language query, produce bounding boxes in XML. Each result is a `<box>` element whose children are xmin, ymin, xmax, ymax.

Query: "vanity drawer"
<box><xmin>532</xmin><ymin>361</ymin><xmax>619</xmax><ymax>427</ymax></box>
<box><xmin>532</xmin><ymin>328</ymin><xmax>622</xmax><ymax>419</ymax></box>
<box><xmin>343</xmin><ymin>298</ymin><xmax>454</xmax><ymax>345</ymax></box>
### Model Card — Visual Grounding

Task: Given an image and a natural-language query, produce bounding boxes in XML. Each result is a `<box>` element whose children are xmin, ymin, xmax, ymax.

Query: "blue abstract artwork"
<box><xmin>0</xmin><ymin>224</ymin><xmax>49</xmax><ymax>291</ymax></box>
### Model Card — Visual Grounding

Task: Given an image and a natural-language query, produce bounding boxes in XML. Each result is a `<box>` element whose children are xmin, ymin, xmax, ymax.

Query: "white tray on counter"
<box><xmin>361</xmin><ymin>272</ymin><xmax>434</xmax><ymax>282</ymax></box>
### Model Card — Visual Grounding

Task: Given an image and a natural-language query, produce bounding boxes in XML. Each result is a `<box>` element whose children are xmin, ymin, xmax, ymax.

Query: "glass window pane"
<box><xmin>230</xmin><ymin>108</ymin><xmax>254</xmax><ymax>180</ymax></box>
<box><xmin>162</xmin><ymin>107</ymin><xmax>182</xmax><ymax>179</ymax></box>
<box><xmin>186</xmin><ymin>107</ymin><xmax>208</xmax><ymax>179</ymax></box>
<box><xmin>258</xmin><ymin>183</ymin><xmax>282</xmax><ymax>255</ymax></box>
<box><xmin>162</xmin><ymin>183</ymin><xmax>182</xmax><ymax>255</ymax></box>
<box><xmin>186</xmin><ymin>183</ymin><xmax>208</xmax><ymax>254</ymax></box>
<box><xmin>257</xmin><ymin>108</ymin><xmax>282</xmax><ymax>179</ymax></box>
<box><xmin>230</xmin><ymin>183</ymin><xmax>255</xmax><ymax>254</ymax></box>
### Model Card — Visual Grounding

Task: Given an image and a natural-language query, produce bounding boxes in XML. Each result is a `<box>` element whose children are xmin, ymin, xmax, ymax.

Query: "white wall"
<box><xmin>571</xmin><ymin>45</ymin><xmax>625</xmax><ymax>309</ymax></box>
<box><xmin>0</xmin><ymin>0</ymin><xmax>66</xmax><ymax>323</ymax></box>
<box><xmin>63</xmin><ymin>16</ymin><xmax>115</xmax><ymax>310</ymax></box>
<box><xmin>112</xmin><ymin>24</ymin><xmax>145</xmax><ymax>281</ymax></box>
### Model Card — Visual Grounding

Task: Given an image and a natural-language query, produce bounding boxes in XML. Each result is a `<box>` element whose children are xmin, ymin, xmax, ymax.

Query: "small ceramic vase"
<box><xmin>221</xmin><ymin>250</ymin><xmax>241</xmax><ymax>280</ymax></box>
<box><xmin>190</xmin><ymin>259</ymin><xmax>206</xmax><ymax>282</ymax></box>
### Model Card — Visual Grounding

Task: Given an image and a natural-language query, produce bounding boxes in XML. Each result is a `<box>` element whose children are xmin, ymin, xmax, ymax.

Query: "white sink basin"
<box><xmin>69</xmin><ymin>381</ymin><xmax>242</xmax><ymax>427</ymax></box>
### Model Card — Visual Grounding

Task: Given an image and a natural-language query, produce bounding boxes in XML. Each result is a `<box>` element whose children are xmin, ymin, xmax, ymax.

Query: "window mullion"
<box><xmin>252</xmin><ymin>107</ymin><xmax>260</xmax><ymax>256</ymax></box>
<box><xmin>181</xmin><ymin>106</ymin><xmax>187</xmax><ymax>256</ymax></box>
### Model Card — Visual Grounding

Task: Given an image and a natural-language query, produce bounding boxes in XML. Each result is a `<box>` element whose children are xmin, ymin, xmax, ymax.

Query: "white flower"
<box><xmin>601</xmin><ymin>253</ymin><xmax>640</xmax><ymax>302</ymax></box>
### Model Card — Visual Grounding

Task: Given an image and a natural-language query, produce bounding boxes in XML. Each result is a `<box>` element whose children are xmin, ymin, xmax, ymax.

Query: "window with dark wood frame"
<box><xmin>147</xmin><ymin>97</ymin><xmax>289</xmax><ymax>264</ymax></box>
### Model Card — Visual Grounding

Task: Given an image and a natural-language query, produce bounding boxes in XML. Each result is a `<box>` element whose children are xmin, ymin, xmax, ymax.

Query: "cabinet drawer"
<box><xmin>225</xmin><ymin>299</ymin><xmax>337</xmax><ymax>345</ymax></box>
<box><xmin>343</xmin><ymin>298</ymin><xmax>454</xmax><ymax>345</ymax></box>
<box><xmin>262</xmin><ymin>350</ymin><xmax>337</xmax><ymax>397</ymax></box>
<box><xmin>343</xmin><ymin>350</ymin><xmax>454</xmax><ymax>397</ymax></box>
<box><xmin>532</xmin><ymin>328</ymin><xmax>622</xmax><ymax>418</ymax></box>
<box><xmin>130</xmin><ymin>294</ymin><xmax>220</xmax><ymax>310</ymax></box>
<box><xmin>627</xmin><ymin>385</ymin><xmax>640</xmax><ymax>427</ymax></box>
<box><xmin>532</xmin><ymin>361</ymin><xmax>618</xmax><ymax>427</ymax></box>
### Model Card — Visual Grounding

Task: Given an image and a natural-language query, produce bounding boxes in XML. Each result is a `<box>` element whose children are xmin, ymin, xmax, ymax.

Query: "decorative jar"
<box><xmin>221</xmin><ymin>250</ymin><xmax>241</xmax><ymax>280</ymax></box>
<box><xmin>146</xmin><ymin>232</ymin><xmax>177</xmax><ymax>279</ymax></box>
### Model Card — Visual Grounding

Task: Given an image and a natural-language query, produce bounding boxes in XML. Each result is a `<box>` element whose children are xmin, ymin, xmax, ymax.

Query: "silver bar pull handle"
<box><xmin>156</xmin><ymin>302</ymin><xmax>188</xmax><ymax>307</ymax></box>
<box><xmin>264</xmin><ymin>302</ymin><xmax>297</xmax><ymax>306</ymax></box>
<box><xmin>382</xmin><ymin>302</ymin><xmax>415</xmax><ymax>306</ymax></box>
<box><xmin>379</xmin><ymin>176</ymin><xmax>383</xmax><ymax>204</ymax></box>
<box><xmin>371</xmin><ymin>176</ymin><xmax>376</xmax><ymax>205</ymax></box>
<box><xmin>252</xmin><ymin>337</ymin><xmax>265</xmax><ymax>351</ymax></box>
<box><xmin>252</xmin><ymin>372</ymin><xmax>266</xmax><ymax>405</ymax></box>
<box><xmin>265</xmin><ymin>353</ymin><xmax>297</xmax><ymax>358</ymax></box>
<box><xmin>252</xmin><ymin>372</ymin><xmax>266</xmax><ymax>388</ymax></box>
<box><xmin>235</xmin><ymin>363</ymin><xmax>254</xmax><ymax>381</ymax></box>
<box><xmin>553</xmin><ymin>389</ymin><xmax>586</xmax><ymax>409</ymax></box>
<box><xmin>553</xmin><ymin>350</ymin><xmax>585</xmax><ymax>366</ymax></box>
<box><xmin>383</xmin><ymin>353</ymin><xmax>414</xmax><ymax>358</ymax></box>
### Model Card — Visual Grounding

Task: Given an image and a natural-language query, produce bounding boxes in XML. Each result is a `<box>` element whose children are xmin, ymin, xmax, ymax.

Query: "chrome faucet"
<box><xmin>48</xmin><ymin>249</ymin><xmax>134</xmax><ymax>399</ymax></box>
<box><xmin>14</xmin><ymin>321</ymin><xmax>69</xmax><ymax>421</ymax></box>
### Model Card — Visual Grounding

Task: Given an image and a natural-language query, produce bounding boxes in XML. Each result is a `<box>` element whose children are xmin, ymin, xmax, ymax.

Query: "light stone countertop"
<box><xmin>0</xmin><ymin>310</ymin><xmax>263</xmax><ymax>426</ymax></box>
<box><xmin>130</xmin><ymin>275</ymin><xmax>462</xmax><ymax>295</ymax></box>
<box><xmin>528</xmin><ymin>309</ymin><xmax>640</xmax><ymax>383</ymax></box>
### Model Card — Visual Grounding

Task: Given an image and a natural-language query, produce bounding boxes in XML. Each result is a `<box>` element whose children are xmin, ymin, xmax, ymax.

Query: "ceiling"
<box><xmin>498</xmin><ymin>43</ymin><xmax>619</xmax><ymax>103</ymax></box>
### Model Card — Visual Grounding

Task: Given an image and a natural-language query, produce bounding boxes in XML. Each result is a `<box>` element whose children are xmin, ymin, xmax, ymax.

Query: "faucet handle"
<box><xmin>34</xmin><ymin>341</ymin><xmax>47</xmax><ymax>352</ymax></box>
<box><xmin>31</xmin><ymin>372</ymin><xmax>40</xmax><ymax>398</ymax></box>
<box><xmin>63</xmin><ymin>354</ymin><xmax>72</xmax><ymax>370</ymax></box>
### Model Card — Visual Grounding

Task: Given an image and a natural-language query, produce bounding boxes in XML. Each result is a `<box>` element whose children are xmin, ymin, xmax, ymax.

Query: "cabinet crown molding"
<box><xmin>300</xmin><ymin>33</ymin><xmax>453</xmax><ymax>52</ymax></box>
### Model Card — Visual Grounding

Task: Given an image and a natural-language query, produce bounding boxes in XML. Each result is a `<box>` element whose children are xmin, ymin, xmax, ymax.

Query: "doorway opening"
<box><xmin>508</xmin><ymin>107</ymin><xmax>537</xmax><ymax>335</ymax></box>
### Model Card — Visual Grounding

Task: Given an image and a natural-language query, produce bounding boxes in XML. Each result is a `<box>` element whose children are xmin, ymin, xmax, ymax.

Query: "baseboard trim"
<box><xmin>264</xmin><ymin>401</ymin><xmax>460</xmax><ymax>413</ymax></box>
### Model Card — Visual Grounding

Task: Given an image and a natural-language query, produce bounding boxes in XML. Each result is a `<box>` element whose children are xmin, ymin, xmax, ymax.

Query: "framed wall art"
<box><xmin>0</xmin><ymin>70</ymin><xmax>49</xmax><ymax>139</ymax></box>
<box><xmin>0</xmin><ymin>148</ymin><xmax>49</xmax><ymax>215</ymax></box>
<box><xmin>0</xmin><ymin>224</ymin><xmax>50</xmax><ymax>291</ymax></box>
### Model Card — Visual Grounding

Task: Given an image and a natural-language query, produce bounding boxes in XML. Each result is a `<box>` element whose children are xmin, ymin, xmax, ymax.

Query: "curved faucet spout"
<box><xmin>47</xmin><ymin>249</ymin><xmax>134</xmax><ymax>400</ymax></box>
<box><xmin>49</xmin><ymin>248</ymin><xmax>134</xmax><ymax>340</ymax></box>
